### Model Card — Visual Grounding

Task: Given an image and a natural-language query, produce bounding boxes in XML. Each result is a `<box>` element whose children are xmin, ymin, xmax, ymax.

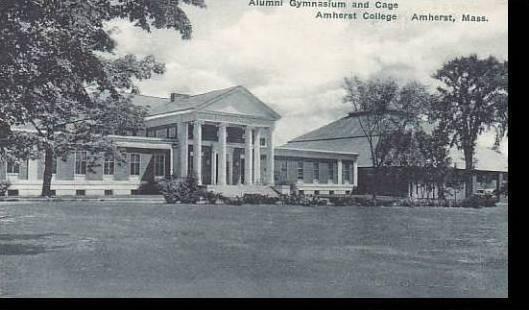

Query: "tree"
<box><xmin>410</xmin><ymin>125</ymin><xmax>452</xmax><ymax>200</ymax></box>
<box><xmin>0</xmin><ymin>0</ymin><xmax>206</xmax><ymax>196</ymax></box>
<box><xmin>343</xmin><ymin>77</ymin><xmax>431</xmax><ymax>201</ymax></box>
<box><xmin>432</xmin><ymin>55</ymin><xmax>508</xmax><ymax>197</ymax></box>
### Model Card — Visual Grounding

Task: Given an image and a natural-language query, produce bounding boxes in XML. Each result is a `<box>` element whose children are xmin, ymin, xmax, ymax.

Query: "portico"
<box><xmin>177</xmin><ymin>121</ymin><xmax>275</xmax><ymax>186</ymax></box>
<box><xmin>142</xmin><ymin>85</ymin><xmax>281</xmax><ymax>188</ymax></box>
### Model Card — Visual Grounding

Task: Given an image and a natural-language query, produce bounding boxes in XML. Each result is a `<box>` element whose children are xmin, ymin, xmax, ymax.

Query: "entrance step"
<box><xmin>206</xmin><ymin>185</ymin><xmax>279</xmax><ymax>198</ymax></box>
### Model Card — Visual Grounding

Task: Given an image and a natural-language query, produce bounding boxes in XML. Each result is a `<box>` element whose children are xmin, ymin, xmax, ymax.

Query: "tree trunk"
<box><xmin>437</xmin><ymin>182</ymin><xmax>445</xmax><ymax>200</ymax></box>
<box><xmin>371</xmin><ymin>167</ymin><xmax>378</xmax><ymax>205</ymax></box>
<box><xmin>41</xmin><ymin>146</ymin><xmax>54</xmax><ymax>197</ymax></box>
<box><xmin>463</xmin><ymin>147</ymin><xmax>474</xmax><ymax>198</ymax></box>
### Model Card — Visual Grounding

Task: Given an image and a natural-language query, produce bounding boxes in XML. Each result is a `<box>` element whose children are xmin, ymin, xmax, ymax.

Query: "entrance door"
<box><xmin>240</xmin><ymin>158</ymin><xmax>245</xmax><ymax>185</ymax></box>
<box><xmin>233</xmin><ymin>148</ymin><xmax>243</xmax><ymax>185</ymax></box>
<box><xmin>202</xmin><ymin>146</ymin><xmax>212</xmax><ymax>185</ymax></box>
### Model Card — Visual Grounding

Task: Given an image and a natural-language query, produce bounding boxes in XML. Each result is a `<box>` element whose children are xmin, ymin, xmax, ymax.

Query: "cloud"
<box><xmin>109</xmin><ymin>0</ymin><xmax>508</xmax><ymax>152</ymax></box>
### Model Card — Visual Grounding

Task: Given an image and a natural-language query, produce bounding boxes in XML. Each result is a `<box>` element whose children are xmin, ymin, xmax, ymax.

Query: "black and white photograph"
<box><xmin>0</xmin><ymin>0</ymin><xmax>514</xmax><ymax>302</ymax></box>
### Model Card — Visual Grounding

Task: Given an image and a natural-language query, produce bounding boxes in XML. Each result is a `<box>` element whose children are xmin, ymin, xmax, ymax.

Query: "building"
<box><xmin>1</xmin><ymin>86</ymin><xmax>358</xmax><ymax>197</ymax></box>
<box><xmin>281</xmin><ymin>112</ymin><xmax>508</xmax><ymax>199</ymax></box>
<box><xmin>273</xmin><ymin>147</ymin><xmax>358</xmax><ymax>196</ymax></box>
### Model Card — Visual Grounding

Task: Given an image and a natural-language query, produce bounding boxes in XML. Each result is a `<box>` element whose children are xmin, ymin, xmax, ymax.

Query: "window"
<box><xmin>104</xmin><ymin>154</ymin><xmax>114</xmax><ymax>175</ymax></box>
<box><xmin>168</xmin><ymin>127</ymin><xmax>177</xmax><ymax>139</ymax></box>
<box><xmin>280</xmin><ymin>161</ymin><xmax>287</xmax><ymax>171</ymax></box>
<box><xmin>156</xmin><ymin>128</ymin><xmax>167</xmax><ymax>138</ymax></box>
<box><xmin>313</xmin><ymin>162</ymin><xmax>319</xmax><ymax>181</ymax></box>
<box><xmin>260</xmin><ymin>137</ymin><xmax>266</xmax><ymax>146</ymax></box>
<box><xmin>7</xmin><ymin>160</ymin><xmax>19</xmax><ymax>174</ymax></box>
<box><xmin>297</xmin><ymin>161</ymin><xmax>304</xmax><ymax>180</ymax></box>
<box><xmin>104</xmin><ymin>190</ymin><xmax>113</xmax><ymax>196</ymax></box>
<box><xmin>154</xmin><ymin>154</ymin><xmax>165</xmax><ymax>177</ymax></box>
<box><xmin>7</xmin><ymin>189</ymin><xmax>19</xmax><ymax>196</ymax></box>
<box><xmin>130</xmin><ymin>153</ymin><xmax>140</xmax><ymax>176</ymax></box>
<box><xmin>343</xmin><ymin>163</ymin><xmax>351</xmax><ymax>183</ymax></box>
<box><xmin>76</xmin><ymin>189</ymin><xmax>86</xmax><ymax>196</ymax></box>
<box><xmin>188</xmin><ymin>123</ymin><xmax>194</xmax><ymax>139</ymax></box>
<box><xmin>75</xmin><ymin>151</ymin><xmax>87</xmax><ymax>175</ymax></box>
<box><xmin>328</xmin><ymin>162</ymin><xmax>334</xmax><ymax>181</ymax></box>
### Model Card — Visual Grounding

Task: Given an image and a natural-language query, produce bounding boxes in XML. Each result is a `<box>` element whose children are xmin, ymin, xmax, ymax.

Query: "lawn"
<box><xmin>0</xmin><ymin>201</ymin><xmax>507</xmax><ymax>298</ymax></box>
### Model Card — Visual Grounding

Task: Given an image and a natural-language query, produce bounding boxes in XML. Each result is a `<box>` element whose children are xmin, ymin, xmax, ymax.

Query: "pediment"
<box><xmin>199</xmin><ymin>87</ymin><xmax>281</xmax><ymax>120</ymax></box>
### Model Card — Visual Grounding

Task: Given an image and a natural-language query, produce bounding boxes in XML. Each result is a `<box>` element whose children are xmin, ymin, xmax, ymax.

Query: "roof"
<box><xmin>282</xmin><ymin>137</ymin><xmax>375</xmax><ymax>167</ymax></box>
<box><xmin>131</xmin><ymin>85</ymin><xmax>281</xmax><ymax>120</ymax></box>
<box><xmin>291</xmin><ymin>115</ymin><xmax>367</xmax><ymax>142</ymax></box>
<box><xmin>131</xmin><ymin>86</ymin><xmax>237</xmax><ymax>115</ymax></box>
<box><xmin>275</xmin><ymin>146</ymin><xmax>358</xmax><ymax>161</ymax></box>
<box><xmin>292</xmin><ymin>114</ymin><xmax>437</xmax><ymax>143</ymax></box>
<box><xmin>283</xmin><ymin>113</ymin><xmax>508</xmax><ymax>172</ymax></box>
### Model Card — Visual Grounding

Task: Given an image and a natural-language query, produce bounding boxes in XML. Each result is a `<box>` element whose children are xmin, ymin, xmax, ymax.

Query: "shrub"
<box><xmin>224</xmin><ymin>196</ymin><xmax>243</xmax><ymax>205</ymax></box>
<box><xmin>157</xmin><ymin>173</ymin><xmax>206</xmax><ymax>204</ymax></box>
<box><xmin>398</xmin><ymin>198</ymin><xmax>413</xmax><ymax>207</ymax></box>
<box><xmin>281</xmin><ymin>193</ymin><xmax>307</xmax><ymax>206</ymax></box>
<box><xmin>243</xmin><ymin>193</ymin><xmax>280</xmax><ymax>205</ymax></box>
<box><xmin>156</xmin><ymin>177</ymin><xmax>182</xmax><ymax>203</ymax></box>
<box><xmin>458</xmin><ymin>195</ymin><xmax>497</xmax><ymax>208</ymax></box>
<box><xmin>205</xmin><ymin>191</ymin><xmax>225</xmax><ymax>204</ymax></box>
<box><xmin>397</xmin><ymin>198</ymin><xmax>452</xmax><ymax>208</ymax></box>
<box><xmin>0</xmin><ymin>180</ymin><xmax>10</xmax><ymax>196</ymax></box>
<box><xmin>330</xmin><ymin>196</ymin><xmax>354</xmax><ymax>206</ymax></box>
<box><xmin>279</xmin><ymin>194</ymin><xmax>328</xmax><ymax>207</ymax></box>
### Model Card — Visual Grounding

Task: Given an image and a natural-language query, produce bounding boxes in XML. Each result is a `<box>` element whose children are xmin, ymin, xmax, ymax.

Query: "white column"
<box><xmin>177</xmin><ymin>122</ymin><xmax>188</xmax><ymax>178</ymax></box>
<box><xmin>253</xmin><ymin>128</ymin><xmax>261</xmax><ymax>184</ymax></box>
<box><xmin>227</xmin><ymin>151</ymin><xmax>233</xmax><ymax>185</ymax></box>
<box><xmin>218</xmin><ymin>123</ymin><xmax>227</xmax><ymax>186</ymax></box>
<box><xmin>244</xmin><ymin>126</ymin><xmax>253</xmax><ymax>185</ymax></box>
<box><xmin>169</xmin><ymin>146</ymin><xmax>174</xmax><ymax>176</ymax></box>
<box><xmin>266</xmin><ymin>126</ymin><xmax>275</xmax><ymax>186</ymax></box>
<box><xmin>193</xmin><ymin>120</ymin><xmax>203</xmax><ymax>185</ymax></box>
<box><xmin>210</xmin><ymin>147</ymin><xmax>217</xmax><ymax>185</ymax></box>
<box><xmin>337</xmin><ymin>160</ymin><xmax>343</xmax><ymax>185</ymax></box>
<box><xmin>353</xmin><ymin>160</ymin><xmax>358</xmax><ymax>187</ymax></box>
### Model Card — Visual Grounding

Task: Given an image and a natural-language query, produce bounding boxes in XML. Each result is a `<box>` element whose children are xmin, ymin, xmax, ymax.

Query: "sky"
<box><xmin>109</xmin><ymin>0</ymin><xmax>508</xmax><ymax>154</ymax></box>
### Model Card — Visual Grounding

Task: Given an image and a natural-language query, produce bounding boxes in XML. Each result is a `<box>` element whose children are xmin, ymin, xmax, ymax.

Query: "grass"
<box><xmin>0</xmin><ymin>201</ymin><xmax>507</xmax><ymax>297</ymax></box>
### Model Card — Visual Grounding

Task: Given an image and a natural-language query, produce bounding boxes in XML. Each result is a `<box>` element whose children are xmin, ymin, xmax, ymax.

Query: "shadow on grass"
<box><xmin>0</xmin><ymin>243</ymin><xmax>47</xmax><ymax>255</ymax></box>
<box><xmin>0</xmin><ymin>233</ymin><xmax>67</xmax><ymax>241</ymax></box>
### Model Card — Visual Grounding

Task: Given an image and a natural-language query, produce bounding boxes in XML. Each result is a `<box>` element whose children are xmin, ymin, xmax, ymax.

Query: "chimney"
<box><xmin>170</xmin><ymin>92</ymin><xmax>189</xmax><ymax>102</ymax></box>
